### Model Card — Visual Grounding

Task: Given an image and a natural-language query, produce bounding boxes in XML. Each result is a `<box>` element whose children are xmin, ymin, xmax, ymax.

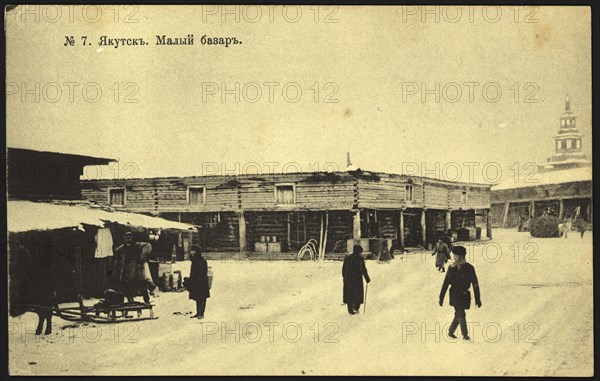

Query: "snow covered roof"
<box><xmin>8</xmin><ymin>200</ymin><xmax>197</xmax><ymax>233</ymax></box>
<box><xmin>492</xmin><ymin>166</ymin><xmax>592</xmax><ymax>191</ymax></box>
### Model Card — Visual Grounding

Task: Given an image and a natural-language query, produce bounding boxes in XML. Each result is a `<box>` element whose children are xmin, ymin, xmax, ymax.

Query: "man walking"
<box><xmin>342</xmin><ymin>245</ymin><xmax>371</xmax><ymax>315</ymax></box>
<box><xmin>439</xmin><ymin>245</ymin><xmax>481</xmax><ymax>340</ymax></box>
<box><xmin>187</xmin><ymin>245</ymin><xmax>210</xmax><ymax>319</ymax></box>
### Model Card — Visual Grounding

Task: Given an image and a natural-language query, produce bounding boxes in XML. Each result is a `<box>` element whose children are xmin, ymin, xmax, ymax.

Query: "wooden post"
<box><xmin>485</xmin><ymin>208</ymin><xmax>492</xmax><ymax>239</ymax></box>
<box><xmin>421</xmin><ymin>208</ymin><xmax>427</xmax><ymax>247</ymax></box>
<box><xmin>238</xmin><ymin>212</ymin><xmax>246</xmax><ymax>254</ymax></box>
<box><xmin>322</xmin><ymin>212</ymin><xmax>329</xmax><ymax>261</ymax></box>
<box><xmin>445</xmin><ymin>209</ymin><xmax>452</xmax><ymax>231</ymax></box>
<box><xmin>287</xmin><ymin>212</ymin><xmax>291</xmax><ymax>251</ymax></box>
<box><xmin>558</xmin><ymin>199</ymin><xmax>564</xmax><ymax>220</ymax></box>
<box><xmin>502</xmin><ymin>200</ymin><xmax>510</xmax><ymax>228</ymax></box>
<box><xmin>353</xmin><ymin>209</ymin><xmax>361</xmax><ymax>241</ymax></box>
<box><xmin>399</xmin><ymin>209</ymin><xmax>405</xmax><ymax>249</ymax></box>
<box><xmin>530</xmin><ymin>200</ymin><xmax>536</xmax><ymax>219</ymax></box>
<box><xmin>319</xmin><ymin>212</ymin><xmax>324</xmax><ymax>258</ymax></box>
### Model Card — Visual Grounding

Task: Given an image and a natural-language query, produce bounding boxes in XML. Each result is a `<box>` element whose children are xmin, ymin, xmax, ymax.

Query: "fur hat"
<box><xmin>452</xmin><ymin>245</ymin><xmax>467</xmax><ymax>257</ymax></box>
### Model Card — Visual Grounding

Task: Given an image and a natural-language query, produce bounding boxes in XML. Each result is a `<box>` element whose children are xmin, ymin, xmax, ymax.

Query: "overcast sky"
<box><xmin>6</xmin><ymin>6</ymin><xmax>591</xmax><ymax>184</ymax></box>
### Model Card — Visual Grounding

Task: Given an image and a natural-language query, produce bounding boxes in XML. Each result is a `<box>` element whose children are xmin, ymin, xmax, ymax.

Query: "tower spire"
<box><xmin>565</xmin><ymin>94</ymin><xmax>571</xmax><ymax>112</ymax></box>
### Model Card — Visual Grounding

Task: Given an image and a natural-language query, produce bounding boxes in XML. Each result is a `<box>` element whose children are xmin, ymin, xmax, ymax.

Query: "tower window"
<box><xmin>561</xmin><ymin>140</ymin><xmax>567</xmax><ymax>149</ymax></box>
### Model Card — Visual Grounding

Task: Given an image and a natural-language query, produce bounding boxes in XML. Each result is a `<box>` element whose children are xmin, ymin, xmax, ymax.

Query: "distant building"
<box><xmin>491</xmin><ymin>97</ymin><xmax>593</xmax><ymax>228</ymax></box>
<box><xmin>539</xmin><ymin>95</ymin><xmax>592</xmax><ymax>172</ymax></box>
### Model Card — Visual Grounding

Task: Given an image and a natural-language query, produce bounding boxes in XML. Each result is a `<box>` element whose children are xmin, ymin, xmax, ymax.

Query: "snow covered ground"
<box><xmin>8</xmin><ymin>229</ymin><xmax>593</xmax><ymax>376</ymax></box>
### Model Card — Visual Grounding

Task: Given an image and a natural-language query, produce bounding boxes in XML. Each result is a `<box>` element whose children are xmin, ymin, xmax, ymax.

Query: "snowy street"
<box><xmin>8</xmin><ymin>229</ymin><xmax>593</xmax><ymax>376</ymax></box>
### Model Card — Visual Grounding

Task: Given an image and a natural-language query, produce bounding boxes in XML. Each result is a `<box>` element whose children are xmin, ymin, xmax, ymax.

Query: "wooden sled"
<box><xmin>54</xmin><ymin>301</ymin><xmax>157</xmax><ymax>324</ymax></box>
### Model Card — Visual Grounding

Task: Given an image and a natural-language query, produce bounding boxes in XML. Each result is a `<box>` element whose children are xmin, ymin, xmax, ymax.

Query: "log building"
<box><xmin>82</xmin><ymin>170</ymin><xmax>493</xmax><ymax>259</ymax></box>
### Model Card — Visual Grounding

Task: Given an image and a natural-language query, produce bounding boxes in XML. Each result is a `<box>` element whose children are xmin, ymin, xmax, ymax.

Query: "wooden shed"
<box><xmin>82</xmin><ymin>169</ymin><xmax>493</xmax><ymax>259</ymax></box>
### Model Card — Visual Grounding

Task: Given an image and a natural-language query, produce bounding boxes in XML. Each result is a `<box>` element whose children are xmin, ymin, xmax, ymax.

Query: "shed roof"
<box><xmin>7</xmin><ymin>147</ymin><xmax>116</xmax><ymax>166</ymax></box>
<box><xmin>8</xmin><ymin>200</ymin><xmax>197</xmax><ymax>233</ymax></box>
<box><xmin>492</xmin><ymin>166</ymin><xmax>592</xmax><ymax>191</ymax></box>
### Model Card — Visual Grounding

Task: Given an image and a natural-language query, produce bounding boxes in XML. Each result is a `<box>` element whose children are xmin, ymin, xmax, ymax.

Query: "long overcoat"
<box><xmin>113</xmin><ymin>242</ymin><xmax>151</xmax><ymax>290</ymax></box>
<box><xmin>439</xmin><ymin>262</ymin><xmax>481</xmax><ymax>310</ymax></box>
<box><xmin>188</xmin><ymin>255</ymin><xmax>210</xmax><ymax>300</ymax></box>
<box><xmin>342</xmin><ymin>253</ymin><xmax>371</xmax><ymax>305</ymax></box>
<box><xmin>432</xmin><ymin>242</ymin><xmax>450</xmax><ymax>268</ymax></box>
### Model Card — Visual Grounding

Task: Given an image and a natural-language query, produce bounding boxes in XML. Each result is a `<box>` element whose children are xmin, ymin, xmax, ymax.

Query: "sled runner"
<box><xmin>53</xmin><ymin>301</ymin><xmax>157</xmax><ymax>323</ymax></box>
<box><xmin>19</xmin><ymin>301</ymin><xmax>157</xmax><ymax>324</ymax></box>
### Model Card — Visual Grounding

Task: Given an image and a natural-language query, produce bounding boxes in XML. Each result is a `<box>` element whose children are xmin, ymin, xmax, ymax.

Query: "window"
<box><xmin>544</xmin><ymin>189</ymin><xmax>550</xmax><ymax>198</ymax></box>
<box><xmin>188</xmin><ymin>186</ymin><xmax>206</xmax><ymax>205</ymax></box>
<box><xmin>561</xmin><ymin>140</ymin><xmax>567</xmax><ymax>149</ymax></box>
<box><xmin>275</xmin><ymin>184</ymin><xmax>295</xmax><ymax>204</ymax></box>
<box><xmin>109</xmin><ymin>188</ymin><xmax>125</xmax><ymax>206</ymax></box>
<box><xmin>461</xmin><ymin>190</ymin><xmax>468</xmax><ymax>204</ymax></box>
<box><xmin>405</xmin><ymin>185</ymin><xmax>413</xmax><ymax>202</ymax></box>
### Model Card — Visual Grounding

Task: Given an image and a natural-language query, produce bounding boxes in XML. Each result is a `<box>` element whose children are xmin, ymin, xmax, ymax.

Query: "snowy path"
<box><xmin>9</xmin><ymin>229</ymin><xmax>593</xmax><ymax>376</ymax></box>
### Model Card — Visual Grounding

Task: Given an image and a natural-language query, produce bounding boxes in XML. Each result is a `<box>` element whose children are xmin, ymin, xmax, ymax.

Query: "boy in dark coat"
<box><xmin>187</xmin><ymin>245</ymin><xmax>210</xmax><ymax>319</ymax></box>
<box><xmin>439</xmin><ymin>245</ymin><xmax>481</xmax><ymax>340</ymax></box>
<box><xmin>342</xmin><ymin>245</ymin><xmax>371</xmax><ymax>315</ymax></box>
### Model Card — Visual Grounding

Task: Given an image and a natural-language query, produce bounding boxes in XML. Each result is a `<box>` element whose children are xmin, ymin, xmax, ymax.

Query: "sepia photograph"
<box><xmin>4</xmin><ymin>4</ymin><xmax>594</xmax><ymax>376</ymax></box>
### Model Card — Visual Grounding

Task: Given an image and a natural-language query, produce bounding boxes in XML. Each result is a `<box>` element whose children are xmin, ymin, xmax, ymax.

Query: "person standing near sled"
<box><xmin>432</xmin><ymin>236</ymin><xmax>450</xmax><ymax>272</ymax></box>
<box><xmin>439</xmin><ymin>245</ymin><xmax>481</xmax><ymax>340</ymax></box>
<box><xmin>30</xmin><ymin>257</ymin><xmax>58</xmax><ymax>335</ymax></box>
<box><xmin>187</xmin><ymin>245</ymin><xmax>210</xmax><ymax>319</ymax></box>
<box><xmin>113</xmin><ymin>231</ymin><xmax>155</xmax><ymax>304</ymax></box>
<box><xmin>342</xmin><ymin>245</ymin><xmax>371</xmax><ymax>315</ymax></box>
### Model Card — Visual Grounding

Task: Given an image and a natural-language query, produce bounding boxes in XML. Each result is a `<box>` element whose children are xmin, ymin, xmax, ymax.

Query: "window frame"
<box><xmin>187</xmin><ymin>185</ymin><xmax>207</xmax><ymax>206</ymax></box>
<box><xmin>274</xmin><ymin>183</ymin><xmax>296</xmax><ymax>205</ymax></box>
<box><xmin>404</xmin><ymin>184</ymin><xmax>413</xmax><ymax>202</ymax></box>
<box><xmin>108</xmin><ymin>187</ymin><xmax>126</xmax><ymax>206</ymax></box>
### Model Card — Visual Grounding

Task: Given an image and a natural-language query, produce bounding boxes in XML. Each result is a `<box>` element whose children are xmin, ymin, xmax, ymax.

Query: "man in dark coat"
<box><xmin>342</xmin><ymin>245</ymin><xmax>371</xmax><ymax>315</ymax></box>
<box><xmin>431</xmin><ymin>236</ymin><xmax>451</xmax><ymax>272</ymax></box>
<box><xmin>439</xmin><ymin>245</ymin><xmax>481</xmax><ymax>340</ymax></box>
<box><xmin>113</xmin><ymin>231</ymin><xmax>153</xmax><ymax>304</ymax></box>
<box><xmin>187</xmin><ymin>245</ymin><xmax>210</xmax><ymax>319</ymax></box>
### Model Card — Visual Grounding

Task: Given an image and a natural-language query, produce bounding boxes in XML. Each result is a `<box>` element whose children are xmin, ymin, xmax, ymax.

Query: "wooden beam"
<box><xmin>484</xmin><ymin>208</ymin><xmax>492</xmax><ymax>239</ymax></box>
<box><xmin>287</xmin><ymin>212</ymin><xmax>291</xmax><ymax>249</ymax></box>
<box><xmin>399</xmin><ymin>209</ymin><xmax>405</xmax><ymax>249</ymax></box>
<box><xmin>502</xmin><ymin>200</ymin><xmax>510</xmax><ymax>228</ymax></box>
<box><xmin>558</xmin><ymin>199</ymin><xmax>564</xmax><ymax>220</ymax></box>
<box><xmin>238</xmin><ymin>212</ymin><xmax>246</xmax><ymax>253</ymax></box>
<box><xmin>421</xmin><ymin>209</ymin><xmax>427</xmax><ymax>247</ymax></box>
<box><xmin>353</xmin><ymin>210</ymin><xmax>361</xmax><ymax>241</ymax></box>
